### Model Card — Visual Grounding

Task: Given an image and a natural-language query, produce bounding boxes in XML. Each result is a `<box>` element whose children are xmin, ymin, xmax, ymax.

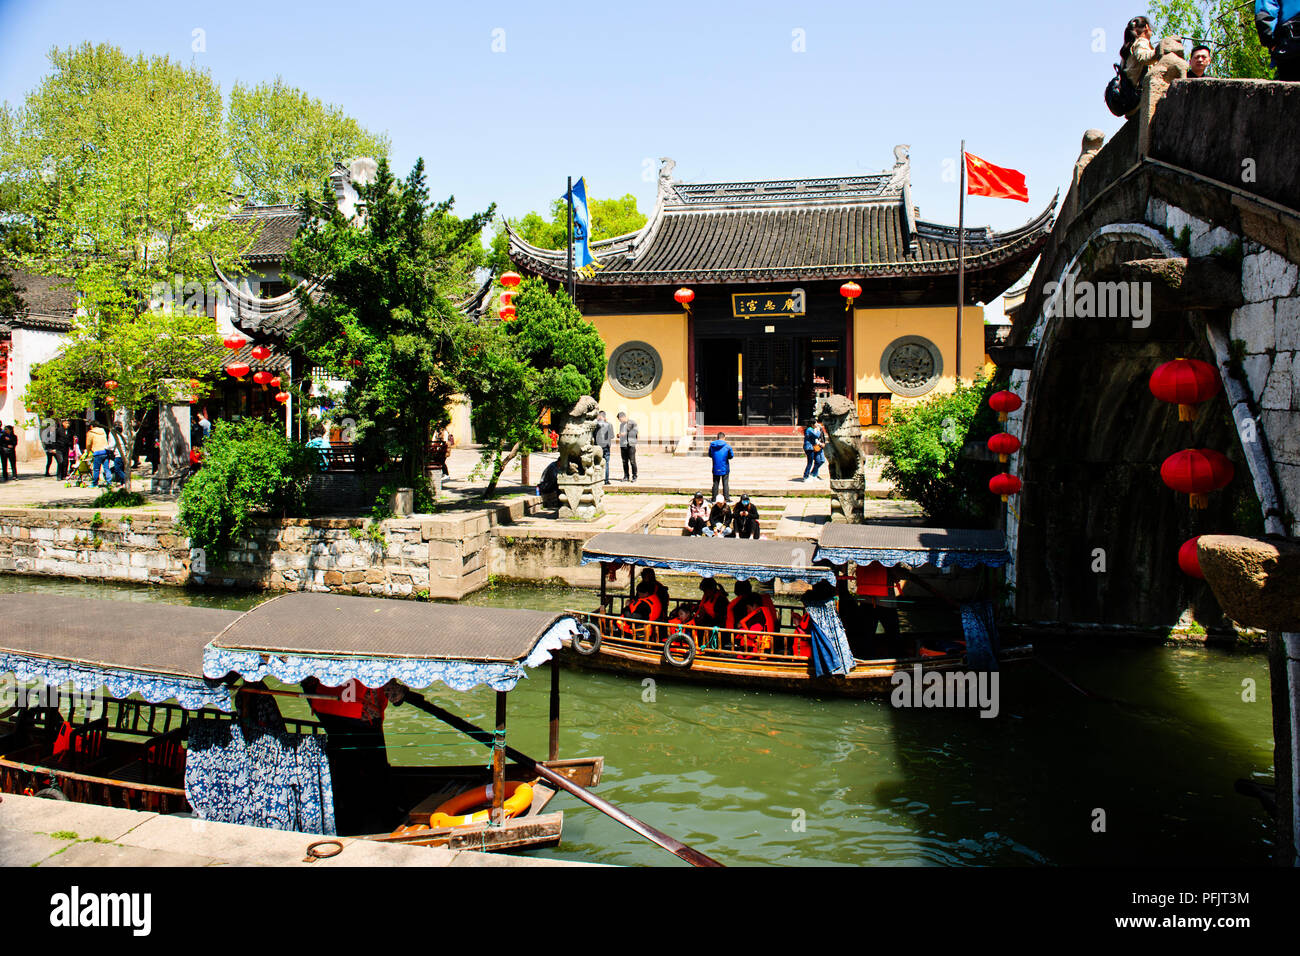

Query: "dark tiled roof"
<box><xmin>509</xmin><ymin>166</ymin><xmax>1056</xmax><ymax>287</ymax></box>
<box><xmin>230</xmin><ymin>204</ymin><xmax>304</xmax><ymax>263</ymax></box>
<box><xmin>227</xmin><ymin>288</ymin><xmax>317</xmax><ymax>341</ymax></box>
<box><xmin>1</xmin><ymin>268</ymin><xmax>78</xmax><ymax>331</ymax></box>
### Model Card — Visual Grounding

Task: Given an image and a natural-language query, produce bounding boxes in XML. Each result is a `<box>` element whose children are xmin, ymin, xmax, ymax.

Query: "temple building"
<box><xmin>508</xmin><ymin>150</ymin><xmax>1055</xmax><ymax>446</ymax></box>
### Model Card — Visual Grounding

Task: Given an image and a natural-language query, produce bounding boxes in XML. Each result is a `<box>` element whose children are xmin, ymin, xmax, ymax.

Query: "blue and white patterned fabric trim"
<box><xmin>806</xmin><ymin>600</ymin><xmax>855</xmax><ymax>678</ymax></box>
<box><xmin>0</xmin><ymin>652</ymin><xmax>233</xmax><ymax>712</ymax></box>
<box><xmin>203</xmin><ymin>618</ymin><xmax>576</xmax><ymax>693</ymax></box>
<box><xmin>580</xmin><ymin>553</ymin><xmax>836</xmax><ymax>584</ymax></box>
<box><xmin>813</xmin><ymin>547</ymin><xmax>1011</xmax><ymax>570</ymax></box>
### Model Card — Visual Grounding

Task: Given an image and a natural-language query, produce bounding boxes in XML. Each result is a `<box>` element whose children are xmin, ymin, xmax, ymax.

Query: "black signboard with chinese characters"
<box><xmin>730</xmin><ymin>289</ymin><xmax>806</xmax><ymax>319</ymax></box>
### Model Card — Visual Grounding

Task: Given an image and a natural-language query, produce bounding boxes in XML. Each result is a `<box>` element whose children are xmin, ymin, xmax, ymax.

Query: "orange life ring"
<box><xmin>428</xmin><ymin>780</ymin><xmax>534</xmax><ymax>828</ymax></box>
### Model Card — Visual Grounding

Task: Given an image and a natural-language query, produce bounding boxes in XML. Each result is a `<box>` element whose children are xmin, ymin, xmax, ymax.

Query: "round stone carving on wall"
<box><xmin>880</xmin><ymin>335</ymin><xmax>943</xmax><ymax>397</ymax></box>
<box><xmin>607</xmin><ymin>340</ymin><xmax>663</xmax><ymax>399</ymax></box>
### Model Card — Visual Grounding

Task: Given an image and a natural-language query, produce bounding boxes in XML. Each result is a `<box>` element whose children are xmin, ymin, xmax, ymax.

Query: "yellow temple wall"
<box><xmin>852</xmin><ymin>305</ymin><xmax>986</xmax><ymax>406</ymax></box>
<box><xmin>589</xmin><ymin>312</ymin><xmax>691</xmax><ymax>444</ymax></box>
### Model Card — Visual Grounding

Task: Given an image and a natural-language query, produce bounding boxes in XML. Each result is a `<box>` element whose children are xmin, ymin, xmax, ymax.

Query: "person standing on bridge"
<box><xmin>1257</xmin><ymin>0</ymin><xmax>1300</xmax><ymax>80</ymax></box>
<box><xmin>1122</xmin><ymin>16</ymin><xmax>1158</xmax><ymax>91</ymax></box>
<box><xmin>1187</xmin><ymin>44</ymin><xmax>1212</xmax><ymax>77</ymax></box>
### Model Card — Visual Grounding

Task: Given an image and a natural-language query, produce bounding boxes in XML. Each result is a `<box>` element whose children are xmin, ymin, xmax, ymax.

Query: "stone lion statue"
<box><xmin>817</xmin><ymin>394</ymin><xmax>865</xmax><ymax>523</ymax></box>
<box><xmin>557</xmin><ymin>395</ymin><xmax>602</xmax><ymax>477</ymax></box>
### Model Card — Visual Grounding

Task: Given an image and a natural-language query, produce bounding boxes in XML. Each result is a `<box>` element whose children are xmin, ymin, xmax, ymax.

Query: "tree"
<box><xmin>24</xmin><ymin>307</ymin><xmax>223</xmax><ymax>491</ymax></box>
<box><xmin>226</xmin><ymin>77</ymin><xmax>390</xmax><ymax>205</ymax></box>
<box><xmin>179</xmin><ymin>418</ymin><xmax>316</xmax><ymax>564</ymax></box>
<box><xmin>0</xmin><ymin>43</ymin><xmax>248</xmax><ymax>321</ymax></box>
<box><xmin>284</xmin><ymin>157</ymin><xmax>494</xmax><ymax>497</ymax></box>
<box><xmin>488</xmin><ymin>193</ymin><xmax>648</xmax><ymax>273</ymax></box>
<box><xmin>1149</xmin><ymin>0</ymin><xmax>1273</xmax><ymax>78</ymax></box>
<box><xmin>875</xmin><ymin>378</ymin><xmax>999</xmax><ymax>526</ymax></box>
<box><xmin>465</xmin><ymin>278</ymin><xmax>605</xmax><ymax>494</ymax></box>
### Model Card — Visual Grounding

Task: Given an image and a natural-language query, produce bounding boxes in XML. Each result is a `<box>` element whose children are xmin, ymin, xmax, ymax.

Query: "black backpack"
<box><xmin>1105</xmin><ymin>62</ymin><xmax>1140</xmax><ymax>117</ymax></box>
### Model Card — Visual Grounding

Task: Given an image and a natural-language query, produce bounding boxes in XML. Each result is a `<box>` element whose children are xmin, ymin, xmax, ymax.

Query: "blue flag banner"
<box><xmin>568</xmin><ymin>177</ymin><xmax>602</xmax><ymax>273</ymax></box>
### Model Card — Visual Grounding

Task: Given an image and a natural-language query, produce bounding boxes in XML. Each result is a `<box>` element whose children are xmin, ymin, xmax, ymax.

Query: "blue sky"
<box><xmin>1</xmin><ymin>0</ymin><xmax>1154</xmax><ymax>239</ymax></box>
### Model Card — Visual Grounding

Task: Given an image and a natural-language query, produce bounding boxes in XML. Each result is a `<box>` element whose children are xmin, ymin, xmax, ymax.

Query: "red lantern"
<box><xmin>500</xmin><ymin>272</ymin><xmax>521</xmax><ymax>288</ymax></box>
<box><xmin>855</xmin><ymin>561</ymin><xmax>890</xmax><ymax>597</ymax></box>
<box><xmin>674</xmin><ymin>287</ymin><xmax>695</xmax><ymax>306</ymax></box>
<box><xmin>989</xmin><ymin>390</ymin><xmax>1022</xmax><ymax>421</ymax></box>
<box><xmin>105</xmin><ymin>380</ymin><xmax>118</xmax><ymax>390</ymax></box>
<box><xmin>189</xmin><ymin>378</ymin><xmax>201</xmax><ymax>390</ymax></box>
<box><xmin>274</xmin><ymin>391</ymin><xmax>290</xmax><ymax>404</ymax></box>
<box><xmin>1149</xmin><ymin>358</ymin><xmax>1220</xmax><ymax>422</ymax></box>
<box><xmin>269</xmin><ymin>376</ymin><xmax>281</xmax><ymax>389</ymax></box>
<box><xmin>189</xmin><ymin>394</ymin><xmax>199</xmax><ymax>404</ymax></box>
<box><xmin>499</xmin><ymin>291</ymin><xmax>514</xmax><ymax>307</ymax></box>
<box><xmin>500</xmin><ymin>304</ymin><xmax>516</xmax><ymax>320</ymax></box>
<box><xmin>250</xmin><ymin>345</ymin><xmax>271</xmax><ymax>362</ymax></box>
<box><xmin>105</xmin><ymin>396</ymin><xmax>115</xmax><ymax>406</ymax></box>
<box><xmin>226</xmin><ymin>362</ymin><xmax>250</xmax><ymax>379</ymax></box>
<box><xmin>839</xmin><ymin>281</ymin><xmax>862</xmax><ymax>310</ymax></box>
<box><xmin>1178</xmin><ymin>536</ymin><xmax>1204</xmax><ymax>579</ymax></box>
<box><xmin>253</xmin><ymin>371</ymin><xmax>273</xmax><ymax>386</ymax></box>
<box><xmin>1160</xmin><ymin>448</ymin><xmax>1234</xmax><ymax>509</ymax></box>
<box><xmin>989</xmin><ymin>472</ymin><xmax>1022</xmax><ymax>501</ymax></box>
<box><xmin>189</xmin><ymin>448</ymin><xmax>203</xmax><ymax>465</ymax></box>
<box><xmin>223</xmin><ymin>334</ymin><xmax>246</xmax><ymax>350</ymax></box>
<box><xmin>987</xmin><ymin>432</ymin><xmax>1021</xmax><ymax>463</ymax></box>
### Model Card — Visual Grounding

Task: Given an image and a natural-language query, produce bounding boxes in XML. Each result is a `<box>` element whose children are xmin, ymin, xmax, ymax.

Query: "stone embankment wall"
<box><xmin>0</xmin><ymin>499</ymin><xmax>545</xmax><ymax>599</ymax></box>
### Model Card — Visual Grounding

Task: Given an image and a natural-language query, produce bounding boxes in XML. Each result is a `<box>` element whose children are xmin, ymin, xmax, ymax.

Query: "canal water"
<box><xmin>0</xmin><ymin>576</ymin><xmax>1277</xmax><ymax>867</ymax></box>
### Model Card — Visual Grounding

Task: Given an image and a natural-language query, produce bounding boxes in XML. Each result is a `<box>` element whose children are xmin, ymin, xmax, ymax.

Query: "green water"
<box><xmin>0</xmin><ymin>576</ymin><xmax>1277</xmax><ymax>866</ymax></box>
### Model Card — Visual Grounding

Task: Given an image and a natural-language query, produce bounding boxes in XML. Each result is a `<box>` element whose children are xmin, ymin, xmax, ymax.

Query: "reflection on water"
<box><xmin>0</xmin><ymin>576</ymin><xmax>1277</xmax><ymax>866</ymax></box>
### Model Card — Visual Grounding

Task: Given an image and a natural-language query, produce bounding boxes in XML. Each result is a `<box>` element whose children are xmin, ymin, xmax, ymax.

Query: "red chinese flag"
<box><xmin>964</xmin><ymin>152</ymin><xmax>1029</xmax><ymax>202</ymax></box>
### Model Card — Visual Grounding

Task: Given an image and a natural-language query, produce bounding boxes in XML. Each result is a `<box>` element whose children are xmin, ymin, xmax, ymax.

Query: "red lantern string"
<box><xmin>986</xmin><ymin>432</ymin><xmax>1021</xmax><ymax>463</ymax></box>
<box><xmin>989</xmin><ymin>472</ymin><xmax>1022</xmax><ymax>502</ymax></box>
<box><xmin>1160</xmin><ymin>448</ymin><xmax>1234</xmax><ymax>509</ymax></box>
<box><xmin>1149</xmin><ymin>358</ymin><xmax>1220</xmax><ymax>422</ymax></box>
<box><xmin>839</xmin><ymin>281</ymin><xmax>862</xmax><ymax>311</ymax></box>
<box><xmin>1177</xmin><ymin>537</ymin><xmax>1204</xmax><ymax>578</ymax></box>
<box><xmin>989</xmin><ymin>390</ymin><xmax>1022</xmax><ymax>422</ymax></box>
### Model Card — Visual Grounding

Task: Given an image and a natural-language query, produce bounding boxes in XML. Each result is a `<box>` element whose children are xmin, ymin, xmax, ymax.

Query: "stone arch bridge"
<box><xmin>996</xmin><ymin>76</ymin><xmax>1300</xmax><ymax>862</ymax></box>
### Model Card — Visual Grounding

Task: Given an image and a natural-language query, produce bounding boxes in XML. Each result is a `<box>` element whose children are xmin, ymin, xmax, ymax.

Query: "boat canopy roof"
<box><xmin>581</xmin><ymin>532</ymin><xmax>834</xmax><ymax>584</ymax></box>
<box><xmin>0</xmin><ymin>595</ymin><xmax>238</xmax><ymax>711</ymax></box>
<box><xmin>202</xmin><ymin>592</ymin><xmax>577</xmax><ymax>693</ymax></box>
<box><xmin>815</xmin><ymin>524</ymin><xmax>1011</xmax><ymax>570</ymax></box>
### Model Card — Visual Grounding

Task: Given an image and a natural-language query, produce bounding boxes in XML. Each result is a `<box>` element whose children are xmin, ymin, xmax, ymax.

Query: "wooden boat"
<box><xmin>558</xmin><ymin>526</ymin><xmax>1031</xmax><ymax>698</ymax></box>
<box><xmin>0</xmin><ymin>593</ymin><xmax>603</xmax><ymax>854</ymax></box>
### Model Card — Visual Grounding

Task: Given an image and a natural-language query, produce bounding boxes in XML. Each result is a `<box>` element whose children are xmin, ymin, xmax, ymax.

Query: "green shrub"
<box><xmin>178</xmin><ymin>419</ymin><xmax>316</xmax><ymax>564</ymax></box>
<box><xmin>876</xmin><ymin>377</ymin><xmax>1000</xmax><ymax>526</ymax></box>
<box><xmin>92</xmin><ymin>488</ymin><xmax>146</xmax><ymax>509</ymax></box>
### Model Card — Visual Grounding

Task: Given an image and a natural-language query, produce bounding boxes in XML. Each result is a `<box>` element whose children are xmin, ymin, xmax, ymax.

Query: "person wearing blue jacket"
<box><xmin>1258</xmin><ymin>0</ymin><xmax>1300</xmax><ymax>79</ymax></box>
<box><xmin>801</xmin><ymin>421</ymin><xmax>825</xmax><ymax>481</ymax></box>
<box><xmin>708</xmin><ymin>432</ymin><xmax>734</xmax><ymax>502</ymax></box>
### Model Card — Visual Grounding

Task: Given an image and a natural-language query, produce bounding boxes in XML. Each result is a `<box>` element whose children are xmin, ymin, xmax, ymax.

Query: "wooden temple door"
<box><xmin>744</xmin><ymin>336</ymin><xmax>794</xmax><ymax>425</ymax></box>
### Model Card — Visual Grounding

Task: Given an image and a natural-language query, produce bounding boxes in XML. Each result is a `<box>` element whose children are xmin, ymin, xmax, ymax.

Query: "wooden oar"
<box><xmin>401</xmin><ymin>689</ymin><xmax>724</xmax><ymax>868</ymax></box>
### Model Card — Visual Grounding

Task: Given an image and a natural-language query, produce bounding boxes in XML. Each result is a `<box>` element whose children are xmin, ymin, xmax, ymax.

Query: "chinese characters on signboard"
<box><xmin>730</xmin><ymin>289</ymin><xmax>806</xmax><ymax>318</ymax></box>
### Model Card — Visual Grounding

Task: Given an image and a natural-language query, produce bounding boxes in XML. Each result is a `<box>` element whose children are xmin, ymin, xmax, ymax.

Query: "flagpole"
<box><xmin>956</xmin><ymin>140</ymin><xmax>965</xmax><ymax>381</ymax></box>
<box><xmin>566</xmin><ymin>176</ymin><xmax>575</xmax><ymax>301</ymax></box>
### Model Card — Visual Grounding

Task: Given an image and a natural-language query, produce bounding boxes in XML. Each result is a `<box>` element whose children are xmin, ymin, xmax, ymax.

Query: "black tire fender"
<box><xmin>572</xmin><ymin>621</ymin><xmax>602</xmax><ymax>656</ymax></box>
<box><xmin>662</xmin><ymin>629</ymin><xmax>697</xmax><ymax>669</ymax></box>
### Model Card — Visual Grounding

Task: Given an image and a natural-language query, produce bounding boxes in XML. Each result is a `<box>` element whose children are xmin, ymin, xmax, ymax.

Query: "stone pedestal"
<box><xmin>152</xmin><ymin>402</ymin><xmax>191</xmax><ymax>496</ymax></box>
<box><xmin>557</xmin><ymin>472</ymin><xmax>604</xmax><ymax>521</ymax></box>
<box><xmin>390</xmin><ymin>487</ymin><xmax>414</xmax><ymax>517</ymax></box>
<box><xmin>829</xmin><ymin>477</ymin><xmax>864</xmax><ymax>524</ymax></box>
